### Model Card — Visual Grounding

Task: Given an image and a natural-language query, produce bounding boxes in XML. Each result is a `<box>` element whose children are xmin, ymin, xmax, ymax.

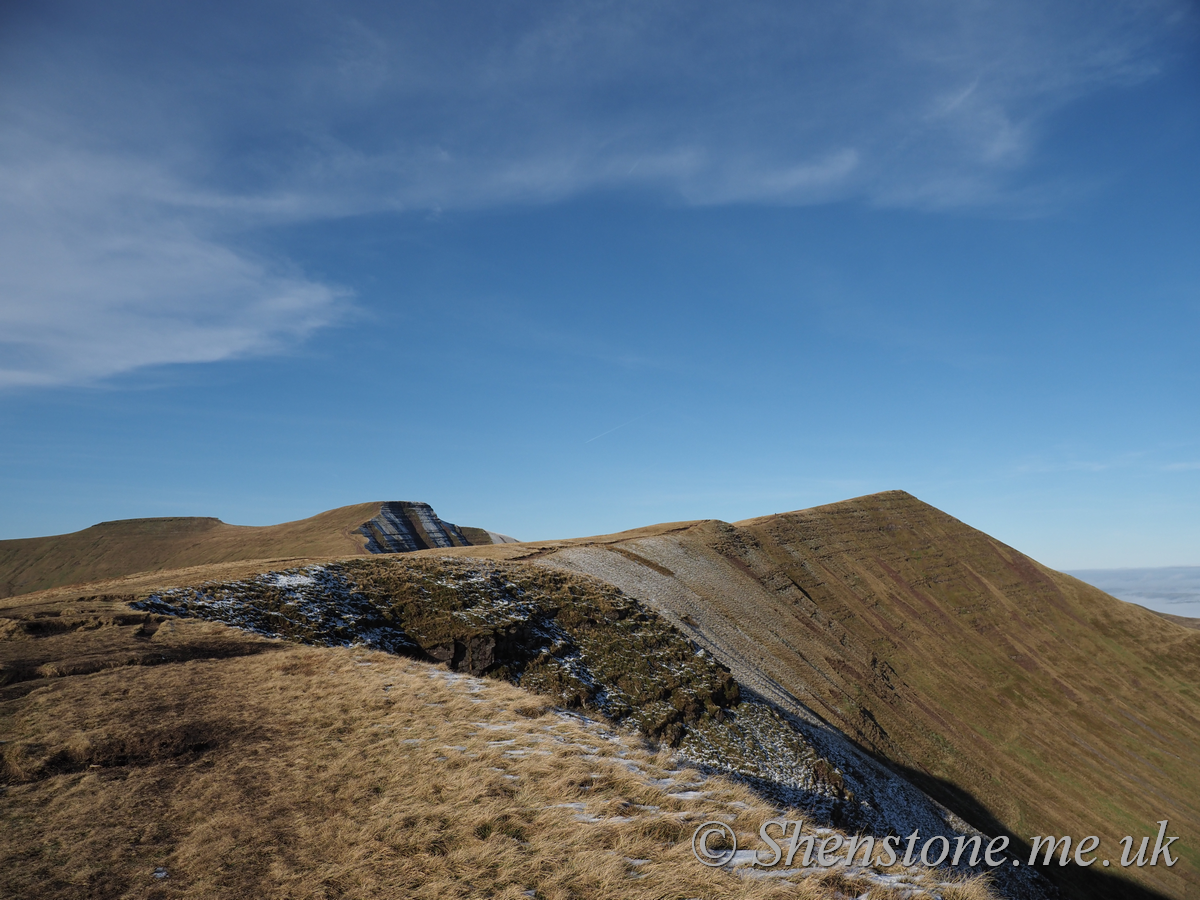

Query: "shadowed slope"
<box><xmin>0</xmin><ymin>502</ymin><xmax>509</xmax><ymax>599</ymax></box>
<box><xmin>513</xmin><ymin>492</ymin><xmax>1198</xmax><ymax>900</ymax></box>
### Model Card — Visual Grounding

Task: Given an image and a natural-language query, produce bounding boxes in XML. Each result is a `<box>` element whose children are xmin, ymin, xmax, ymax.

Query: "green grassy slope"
<box><xmin>514</xmin><ymin>491</ymin><xmax>1199</xmax><ymax>900</ymax></box>
<box><xmin>734</xmin><ymin>493</ymin><xmax>1199</xmax><ymax>899</ymax></box>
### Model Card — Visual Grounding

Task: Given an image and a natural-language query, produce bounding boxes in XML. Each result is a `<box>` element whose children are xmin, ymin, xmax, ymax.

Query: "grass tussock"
<box><xmin>0</xmin><ymin>608</ymin><xmax>998</xmax><ymax>900</ymax></box>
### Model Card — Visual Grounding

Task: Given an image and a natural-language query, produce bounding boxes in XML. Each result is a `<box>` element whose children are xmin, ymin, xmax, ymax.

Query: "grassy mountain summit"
<box><xmin>442</xmin><ymin>491</ymin><xmax>1196</xmax><ymax>900</ymax></box>
<box><xmin>0</xmin><ymin>501</ymin><xmax>513</xmax><ymax>599</ymax></box>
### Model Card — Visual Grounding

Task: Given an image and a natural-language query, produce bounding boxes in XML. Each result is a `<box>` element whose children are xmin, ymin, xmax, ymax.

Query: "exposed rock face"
<box><xmin>132</xmin><ymin>558</ymin><xmax>742</xmax><ymax>748</ymax></box>
<box><xmin>357</xmin><ymin>502</ymin><xmax>473</xmax><ymax>553</ymax></box>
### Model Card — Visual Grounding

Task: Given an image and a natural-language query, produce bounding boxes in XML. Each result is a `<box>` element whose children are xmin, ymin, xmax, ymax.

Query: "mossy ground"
<box><xmin>136</xmin><ymin>557</ymin><xmax>741</xmax><ymax>746</ymax></box>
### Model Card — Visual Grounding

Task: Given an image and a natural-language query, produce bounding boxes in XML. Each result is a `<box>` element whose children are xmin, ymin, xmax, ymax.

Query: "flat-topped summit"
<box><xmin>0</xmin><ymin>502</ymin><xmax>513</xmax><ymax>598</ymax></box>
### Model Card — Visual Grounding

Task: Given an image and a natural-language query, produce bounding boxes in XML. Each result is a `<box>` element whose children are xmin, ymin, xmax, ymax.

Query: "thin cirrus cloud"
<box><xmin>0</xmin><ymin>0</ymin><xmax>1190</xmax><ymax>389</ymax></box>
<box><xmin>0</xmin><ymin>139</ymin><xmax>349</xmax><ymax>389</ymax></box>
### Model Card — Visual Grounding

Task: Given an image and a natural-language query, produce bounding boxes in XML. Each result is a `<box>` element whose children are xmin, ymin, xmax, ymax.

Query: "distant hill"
<box><xmin>0</xmin><ymin>501</ymin><xmax>515</xmax><ymax>599</ymax></box>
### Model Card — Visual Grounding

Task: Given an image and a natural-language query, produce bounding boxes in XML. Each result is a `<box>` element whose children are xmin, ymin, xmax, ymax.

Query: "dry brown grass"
<box><xmin>1</xmin><ymin>598</ymin><xmax>997</xmax><ymax>900</ymax></box>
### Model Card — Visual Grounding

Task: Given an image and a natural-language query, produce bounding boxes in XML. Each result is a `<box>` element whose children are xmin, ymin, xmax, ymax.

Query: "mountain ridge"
<box><xmin>1</xmin><ymin>490</ymin><xmax>1196</xmax><ymax>899</ymax></box>
<box><xmin>393</xmin><ymin>490</ymin><xmax>1197</xmax><ymax>899</ymax></box>
<box><xmin>0</xmin><ymin>501</ymin><xmax>512</xmax><ymax>599</ymax></box>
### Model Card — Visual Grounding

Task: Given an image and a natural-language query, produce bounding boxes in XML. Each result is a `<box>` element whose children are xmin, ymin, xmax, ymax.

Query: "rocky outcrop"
<box><xmin>357</xmin><ymin>502</ymin><xmax>474</xmax><ymax>553</ymax></box>
<box><xmin>133</xmin><ymin>557</ymin><xmax>741</xmax><ymax>746</ymax></box>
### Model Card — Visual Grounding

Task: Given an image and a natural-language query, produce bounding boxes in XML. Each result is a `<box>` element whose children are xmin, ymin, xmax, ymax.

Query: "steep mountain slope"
<box><xmin>436</xmin><ymin>491</ymin><xmax>1198</xmax><ymax>900</ymax></box>
<box><xmin>0</xmin><ymin>502</ymin><xmax>510</xmax><ymax>599</ymax></box>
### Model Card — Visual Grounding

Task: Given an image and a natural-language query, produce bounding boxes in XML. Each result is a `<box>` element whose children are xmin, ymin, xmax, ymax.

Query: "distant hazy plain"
<box><xmin>1066</xmin><ymin>567</ymin><xmax>1200</xmax><ymax>620</ymax></box>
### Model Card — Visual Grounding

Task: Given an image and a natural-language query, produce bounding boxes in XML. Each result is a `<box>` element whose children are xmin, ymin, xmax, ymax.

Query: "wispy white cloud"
<box><xmin>14</xmin><ymin>0</ymin><xmax>1182</xmax><ymax>216</ymax></box>
<box><xmin>0</xmin><ymin>0</ymin><xmax>1191</xmax><ymax>388</ymax></box>
<box><xmin>0</xmin><ymin>138</ymin><xmax>349</xmax><ymax>388</ymax></box>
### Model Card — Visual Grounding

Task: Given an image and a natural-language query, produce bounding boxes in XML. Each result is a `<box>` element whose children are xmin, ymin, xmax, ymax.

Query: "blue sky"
<box><xmin>1</xmin><ymin>0</ymin><xmax>1198</xmax><ymax>569</ymax></box>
